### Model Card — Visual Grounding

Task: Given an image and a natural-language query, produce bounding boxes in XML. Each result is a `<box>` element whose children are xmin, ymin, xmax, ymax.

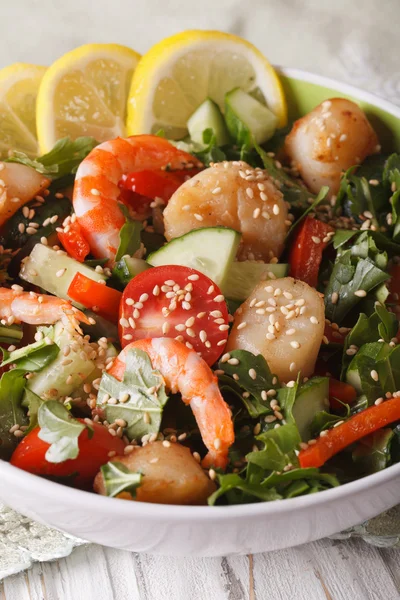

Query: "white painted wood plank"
<box><xmin>132</xmin><ymin>552</ymin><xmax>249</xmax><ymax>600</ymax></box>
<box><xmin>1</xmin><ymin>572</ymin><xmax>32</xmax><ymax>600</ymax></box>
<box><xmin>102</xmin><ymin>547</ymin><xmax>141</xmax><ymax>600</ymax></box>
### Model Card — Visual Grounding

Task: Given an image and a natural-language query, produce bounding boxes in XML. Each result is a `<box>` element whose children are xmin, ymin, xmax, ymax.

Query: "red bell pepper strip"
<box><xmin>288</xmin><ymin>217</ymin><xmax>335</xmax><ymax>287</ymax></box>
<box><xmin>67</xmin><ymin>272</ymin><xmax>122</xmax><ymax>323</ymax></box>
<box><xmin>58</xmin><ymin>220</ymin><xmax>90</xmax><ymax>263</ymax></box>
<box><xmin>329</xmin><ymin>379</ymin><xmax>357</xmax><ymax>411</ymax></box>
<box><xmin>299</xmin><ymin>397</ymin><xmax>400</xmax><ymax>468</ymax></box>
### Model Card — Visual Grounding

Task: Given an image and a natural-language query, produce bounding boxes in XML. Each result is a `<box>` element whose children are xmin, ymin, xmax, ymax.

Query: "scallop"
<box><xmin>94</xmin><ymin>441</ymin><xmax>216</xmax><ymax>505</ymax></box>
<box><xmin>226</xmin><ymin>277</ymin><xmax>325</xmax><ymax>382</ymax></box>
<box><xmin>285</xmin><ymin>98</ymin><xmax>379</xmax><ymax>196</ymax></box>
<box><xmin>163</xmin><ymin>161</ymin><xmax>289</xmax><ymax>261</ymax></box>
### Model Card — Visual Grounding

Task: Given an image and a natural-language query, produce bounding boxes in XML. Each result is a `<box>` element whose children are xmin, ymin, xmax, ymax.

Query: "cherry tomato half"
<box><xmin>10</xmin><ymin>421</ymin><xmax>125</xmax><ymax>489</ymax></box>
<box><xmin>119</xmin><ymin>265</ymin><xmax>229</xmax><ymax>365</ymax></box>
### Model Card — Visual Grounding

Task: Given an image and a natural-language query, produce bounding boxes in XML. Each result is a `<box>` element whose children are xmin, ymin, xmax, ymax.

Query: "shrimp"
<box><xmin>0</xmin><ymin>162</ymin><xmax>50</xmax><ymax>227</ymax></box>
<box><xmin>163</xmin><ymin>161</ymin><xmax>289</xmax><ymax>261</ymax></box>
<box><xmin>72</xmin><ymin>135</ymin><xmax>202</xmax><ymax>264</ymax></box>
<box><xmin>109</xmin><ymin>337</ymin><xmax>235</xmax><ymax>469</ymax></box>
<box><xmin>0</xmin><ymin>287</ymin><xmax>91</xmax><ymax>332</ymax></box>
<box><xmin>227</xmin><ymin>277</ymin><xmax>325</xmax><ymax>382</ymax></box>
<box><xmin>285</xmin><ymin>98</ymin><xmax>379</xmax><ymax>196</ymax></box>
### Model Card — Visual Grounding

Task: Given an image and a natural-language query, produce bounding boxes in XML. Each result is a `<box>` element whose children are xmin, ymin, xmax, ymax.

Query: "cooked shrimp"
<box><xmin>73</xmin><ymin>135</ymin><xmax>201</xmax><ymax>263</ymax></box>
<box><xmin>227</xmin><ymin>277</ymin><xmax>325</xmax><ymax>382</ymax></box>
<box><xmin>0</xmin><ymin>162</ymin><xmax>50</xmax><ymax>227</ymax></box>
<box><xmin>285</xmin><ymin>98</ymin><xmax>379</xmax><ymax>196</ymax></box>
<box><xmin>0</xmin><ymin>287</ymin><xmax>91</xmax><ymax>331</ymax></box>
<box><xmin>109</xmin><ymin>337</ymin><xmax>235</xmax><ymax>469</ymax></box>
<box><xmin>163</xmin><ymin>161</ymin><xmax>289</xmax><ymax>261</ymax></box>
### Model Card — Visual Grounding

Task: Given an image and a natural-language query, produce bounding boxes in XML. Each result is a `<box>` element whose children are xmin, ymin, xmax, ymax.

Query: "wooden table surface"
<box><xmin>1</xmin><ymin>538</ymin><xmax>399</xmax><ymax>600</ymax></box>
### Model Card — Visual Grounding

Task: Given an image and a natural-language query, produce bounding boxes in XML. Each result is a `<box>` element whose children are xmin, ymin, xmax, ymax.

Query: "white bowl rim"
<box><xmin>2</xmin><ymin>66</ymin><xmax>400</xmax><ymax>523</ymax></box>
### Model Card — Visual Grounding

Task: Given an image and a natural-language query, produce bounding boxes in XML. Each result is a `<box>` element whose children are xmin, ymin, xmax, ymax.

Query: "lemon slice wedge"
<box><xmin>36</xmin><ymin>43</ymin><xmax>141</xmax><ymax>153</ymax></box>
<box><xmin>0</xmin><ymin>63</ymin><xmax>46</xmax><ymax>159</ymax></box>
<box><xmin>127</xmin><ymin>30</ymin><xmax>287</xmax><ymax>140</ymax></box>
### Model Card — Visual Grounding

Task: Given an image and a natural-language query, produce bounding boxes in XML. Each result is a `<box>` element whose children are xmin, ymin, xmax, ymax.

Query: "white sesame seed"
<box><xmin>375</xmin><ymin>397</ymin><xmax>384</xmax><ymax>406</ymax></box>
<box><xmin>286</xmin><ymin>328</ymin><xmax>296</xmax><ymax>336</ymax></box>
<box><xmin>331</xmin><ymin>292</ymin><xmax>339</xmax><ymax>304</ymax></box>
<box><xmin>214</xmin><ymin>438</ymin><xmax>221</xmax><ymax>450</ymax></box>
<box><xmin>214</xmin><ymin>294</ymin><xmax>224</xmax><ymax>302</ymax></box>
<box><xmin>188</xmin><ymin>274</ymin><xmax>199</xmax><ymax>281</ymax></box>
<box><xmin>253</xmin><ymin>207</ymin><xmax>261</xmax><ymax>219</ymax></box>
<box><xmin>212</xmin><ymin>187</ymin><xmax>221</xmax><ymax>195</ymax></box>
<box><xmin>272</xmin><ymin>204</ymin><xmax>280</xmax><ymax>215</ymax></box>
<box><xmin>91</xmin><ymin>188</ymin><xmax>101</xmax><ymax>196</ymax></box>
<box><xmin>246</xmin><ymin>187</ymin><xmax>254</xmax><ymax>199</ymax></box>
<box><xmin>125</xmin><ymin>298</ymin><xmax>134</xmax><ymax>306</ymax></box>
<box><xmin>354</xmin><ymin>290</ymin><xmax>367</xmax><ymax>297</ymax></box>
<box><xmin>56</xmin><ymin>268</ymin><xmax>66</xmax><ymax>278</ymax></box>
<box><xmin>237</xmin><ymin>322</ymin><xmax>247</xmax><ymax>330</ymax></box>
<box><xmin>139</xmin><ymin>293</ymin><xmax>149</xmax><ymax>302</ymax></box>
<box><xmin>310</xmin><ymin>316</ymin><xmax>319</xmax><ymax>324</ymax></box>
<box><xmin>228</xmin><ymin>358</ymin><xmax>239</xmax><ymax>366</ymax></box>
<box><xmin>249</xmin><ymin>368</ymin><xmax>257</xmax><ymax>380</ymax></box>
<box><xmin>290</xmin><ymin>341</ymin><xmax>300</xmax><ymax>349</ymax></box>
<box><xmin>221</xmin><ymin>353</ymin><xmax>231</xmax><ymax>363</ymax></box>
<box><xmin>311</xmin><ymin>236</ymin><xmax>321</xmax><ymax>244</ymax></box>
<box><xmin>194</xmin><ymin>213</ymin><xmax>203</xmax><ymax>221</ymax></box>
<box><xmin>370</xmin><ymin>370</ymin><xmax>379</xmax><ymax>381</ymax></box>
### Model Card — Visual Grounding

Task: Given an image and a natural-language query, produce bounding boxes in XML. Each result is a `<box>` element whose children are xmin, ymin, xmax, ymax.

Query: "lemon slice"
<box><xmin>0</xmin><ymin>63</ymin><xmax>46</xmax><ymax>159</ymax></box>
<box><xmin>37</xmin><ymin>43</ymin><xmax>141</xmax><ymax>153</ymax></box>
<box><xmin>127</xmin><ymin>30</ymin><xmax>287</xmax><ymax>140</ymax></box>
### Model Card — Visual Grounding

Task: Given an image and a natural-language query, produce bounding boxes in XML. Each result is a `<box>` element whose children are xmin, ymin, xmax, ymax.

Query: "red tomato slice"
<box><xmin>119</xmin><ymin>265</ymin><xmax>229</xmax><ymax>365</ymax></box>
<box><xmin>10</xmin><ymin>421</ymin><xmax>125</xmax><ymax>489</ymax></box>
<box><xmin>58</xmin><ymin>220</ymin><xmax>90</xmax><ymax>262</ymax></box>
<box><xmin>67</xmin><ymin>272</ymin><xmax>122</xmax><ymax>323</ymax></box>
<box><xmin>288</xmin><ymin>217</ymin><xmax>335</xmax><ymax>287</ymax></box>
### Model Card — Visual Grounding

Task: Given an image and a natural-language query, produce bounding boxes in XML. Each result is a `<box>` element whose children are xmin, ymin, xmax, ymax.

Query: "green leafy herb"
<box><xmin>100</xmin><ymin>462</ymin><xmax>142</xmax><ymax>497</ymax></box>
<box><xmin>324</xmin><ymin>241</ymin><xmax>389</xmax><ymax>324</ymax></box>
<box><xmin>310</xmin><ymin>411</ymin><xmax>346</xmax><ymax>438</ymax></box>
<box><xmin>38</xmin><ymin>401</ymin><xmax>87</xmax><ymax>463</ymax></box>
<box><xmin>7</xmin><ymin>137</ymin><xmax>98</xmax><ymax>179</ymax></box>
<box><xmin>191</xmin><ymin>128</ymin><xmax>227</xmax><ymax>166</ymax></box>
<box><xmin>22</xmin><ymin>389</ymin><xmax>43</xmax><ymax>434</ymax></box>
<box><xmin>286</xmin><ymin>186</ymin><xmax>330</xmax><ymax>239</ymax></box>
<box><xmin>217</xmin><ymin>350</ymin><xmax>278</xmax><ymax>418</ymax></box>
<box><xmin>208</xmin><ymin>473</ymin><xmax>282</xmax><ymax>505</ymax></box>
<box><xmin>115</xmin><ymin>205</ymin><xmax>143</xmax><ymax>261</ymax></box>
<box><xmin>97</xmin><ymin>348</ymin><xmax>169</xmax><ymax>441</ymax></box>
<box><xmin>0</xmin><ymin>370</ymin><xmax>28</xmax><ymax>459</ymax></box>
<box><xmin>1</xmin><ymin>334</ymin><xmax>59</xmax><ymax>370</ymax></box>
<box><xmin>0</xmin><ymin>323</ymin><xmax>23</xmax><ymax>345</ymax></box>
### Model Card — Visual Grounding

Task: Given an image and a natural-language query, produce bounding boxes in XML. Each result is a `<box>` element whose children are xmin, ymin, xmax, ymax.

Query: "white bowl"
<box><xmin>1</xmin><ymin>68</ymin><xmax>400</xmax><ymax>557</ymax></box>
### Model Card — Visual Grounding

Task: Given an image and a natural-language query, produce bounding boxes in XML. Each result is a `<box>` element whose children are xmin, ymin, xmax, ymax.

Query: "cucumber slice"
<box><xmin>112</xmin><ymin>256</ymin><xmax>150</xmax><ymax>287</ymax></box>
<box><xmin>225</xmin><ymin>88</ymin><xmax>278</xmax><ymax>145</ymax></box>
<box><xmin>26</xmin><ymin>322</ymin><xmax>96</xmax><ymax>400</ymax></box>
<box><xmin>81</xmin><ymin>310</ymin><xmax>119</xmax><ymax>342</ymax></box>
<box><xmin>71</xmin><ymin>343</ymin><xmax>118</xmax><ymax>401</ymax></box>
<box><xmin>19</xmin><ymin>244</ymin><xmax>106</xmax><ymax>308</ymax></box>
<box><xmin>223</xmin><ymin>262</ymin><xmax>288</xmax><ymax>301</ymax></box>
<box><xmin>292</xmin><ymin>377</ymin><xmax>330</xmax><ymax>441</ymax></box>
<box><xmin>147</xmin><ymin>227</ymin><xmax>241</xmax><ymax>287</ymax></box>
<box><xmin>187</xmin><ymin>98</ymin><xmax>230</xmax><ymax>146</ymax></box>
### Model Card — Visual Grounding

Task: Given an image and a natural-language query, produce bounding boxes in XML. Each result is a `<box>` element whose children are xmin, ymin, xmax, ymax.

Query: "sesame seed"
<box><xmin>18</xmin><ymin>223</ymin><xmax>25</xmax><ymax>233</ymax></box>
<box><xmin>331</xmin><ymin>292</ymin><xmax>339</xmax><ymax>304</ymax></box>
<box><xmin>212</xmin><ymin>187</ymin><xmax>221</xmax><ymax>195</ymax></box>
<box><xmin>370</xmin><ymin>370</ymin><xmax>379</xmax><ymax>381</ymax></box>
<box><xmin>322</xmin><ymin>335</ymin><xmax>329</xmax><ymax>345</ymax></box>
<box><xmin>216</xmin><ymin>339</ymin><xmax>225</xmax><ymax>346</ymax></box>
<box><xmin>214</xmin><ymin>438</ymin><xmax>221</xmax><ymax>450</ymax></box>
<box><xmin>246</xmin><ymin>187</ymin><xmax>254</xmax><ymax>199</ymax></box>
<box><xmin>139</xmin><ymin>293</ymin><xmax>149</xmax><ymax>302</ymax></box>
<box><xmin>188</xmin><ymin>274</ymin><xmax>199</xmax><ymax>281</ymax></box>
<box><xmin>253</xmin><ymin>207</ymin><xmax>261</xmax><ymax>219</ymax></box>
<box><xmin>194</xmin><ymin>213</ymin><xmax>203</xmax><ymax>221</ymax></box>
<box><xmin>375</xmin><ymin>397</ymin><xmax>384</xmax><ymax>406</ymax></box>
<box><xmin>228</xmin><ymin>358</ymin><xmax>239</xmax><ymax>365</ymax></box>
<box><xmin>311</xmin><ymin>236</ymin><xmax>321</xmax><ymax>244</ymax></box>
<box><xmin>91</xmin><ymin>188</ymin><xmax>101</xmax><ymax>196</ymax></box>
<box><xmin>214</xmin><ymin>294</ymin><xmax>224</xmax><ymax>303</ymax></box>
<box><xmin>290</xmin><ymin>341</ymin><xmax>300</xmax><ymax>349</ymax></box>
<box><xmin>369</xmin><ymin>179</ymin><xmax>379</xmax><ymax>186</ymax></box>
<box><xmin>237</xmin><ymin>322</ymin><xmax>247</xmax><ymax>330</ymax></box>
<box><xmin>354</xmin><ymin>290</ymin><xmax>367</xmax><ymax>297</ymax></box>
<box><xmin>310</xmin><ymin>316</ymin><xmax>319</xmax><ymax>324</ymax></box>
<box><xmin>56</xmin><ymin>268</ymin><xmax>66</xmax><ymax>278</ymax></box>
<box><xmin>333</xmin><ymin>420</ymin><xmax>345</xmax><ymax>428</ymax></box>
<box><xmin>289</xmin><ymin>362</ymin><xmax>297</xmax><ymax>372</ymax></box>
<box><xmin>249</xmin><ymin>368</ymin><xmax>257</xmax><ymax>380</ymax></box>
<box><xmin>221</xmin><ymin>353</ymin><xmax>231</xmax><ymax>363</ymax></box>
<box><xmin>272</xmin><ymin>204</ymin><xmax>280</xmax><ymax>215</ymax></box>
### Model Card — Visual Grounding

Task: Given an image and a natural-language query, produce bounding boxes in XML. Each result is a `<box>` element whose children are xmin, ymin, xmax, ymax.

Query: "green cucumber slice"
<box><xmin>147</xmin><ymin>227</ymin><xmax>241</xmax><ymax>288</ymax></box>
<box><xmin>292</xmin><ymin>377</ymin><xmax>330</xmax><ymax>441</ymax></box>
<box><xmin>223</xmin><ymin>261</ymin><xmax>288</xmax><ymax>301</ymax></box>
<box><xmin>112</xmin><ymin>256</ymin><xmax>150</xmax><ymax>287</ymax></box>
<box><xmin>225</xmin><ymin>88</ymin><xmax>278</xmax><ymax>145</ymax></box>
<box><xmin>187</xmin><ymin>98</ymin><xmax>230</xmax><ymax>146</ymax></box>
<box><xmin>19</xmin><ymin>244</ymin><xmax>106</xmax><ymax>308</ymax></box>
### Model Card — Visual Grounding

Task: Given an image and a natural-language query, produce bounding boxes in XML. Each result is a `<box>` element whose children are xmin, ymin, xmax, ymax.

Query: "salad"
<box><xmin>1</xmin><ymin>31</ymin><xmax>400</xmax><ymax>507</ymax></box>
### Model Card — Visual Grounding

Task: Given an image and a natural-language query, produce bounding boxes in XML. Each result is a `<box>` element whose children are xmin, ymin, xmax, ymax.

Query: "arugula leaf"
<box><xmin>1</xmin><ymin>335</ymin><xmax>59</xmax><ymax>370</ymax></box>
<box><xmin>217</xmin><ymin>350</ymin><xmax>278</xmax><ymax>418</ymax></box>
<box><xmin>0</xmin><ymin>370</ymin><xmax>28</xmax><ymax>459</ymax></box>
<box><xmin>341</xmin><ymin>304</ymin><xmax>398</xmax><ymax>377</ymax></box>
<box><xmin>38</xmin><ymin>401</ymin><xmax>86</xmax><ymax>463</ymax></box>
<box><xmin>286</xmin><ymin>186</ymin><xmax>330</xmax><ymax>239</ymax></box>
<box><xmin>97</xmin><ymin>348</ymin><xmax>169</xmax><ymax>441</ymax></box>
<box><xmin>23</xmin><ymin>388</ymin><xmax>43</xmax><ymax>434</ymax></box>
<box><xmin>333</xmin><ymin>229</ymin><xmax>358</xmax><ymax>250</ymax></box>
<box><xmin>7</xmin><ymin>137</ymin><xmax>98</xmax><ymax>179</ymax></box>
<box><xmin>346</xmin><ymin>342</ymin><xmax>400</xmax><ymax>403</ymax></box>
<box><xmin>191</xmin><ymin>128</ymin><xmax>227</xmax><ymax>166</ymax></box>
<box><xmin>208</xmin><ymin>473</ymin><xmax>282</xmax><ymax>505</ymax></box>
<box><xmin>115</xmin><ymin>205</ymin><xmax>143</xmax><ymax>261</ymax></box>
<box><xmin>100</xmin><ymin>461</ymin><xmax>142</xmax><ymax>498</ymax></box>
<box><xmin>324</xmin><ymin>248</ymin><xmax>389</xmax><ymax>323</ymax></box>
<box><xmin>247</xmin><ymin>422</ymin><xmax>301</xmax><ymax>471</ymax></box>
<box><xmin>310</xmin><ymin>411</ymin><xmax>345</xmax><ymax>437</ymax></box>
<box><xmin>256</xmin><ymin>143</ymin><xmax>315</xmax><ymax>212</ymax></box>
